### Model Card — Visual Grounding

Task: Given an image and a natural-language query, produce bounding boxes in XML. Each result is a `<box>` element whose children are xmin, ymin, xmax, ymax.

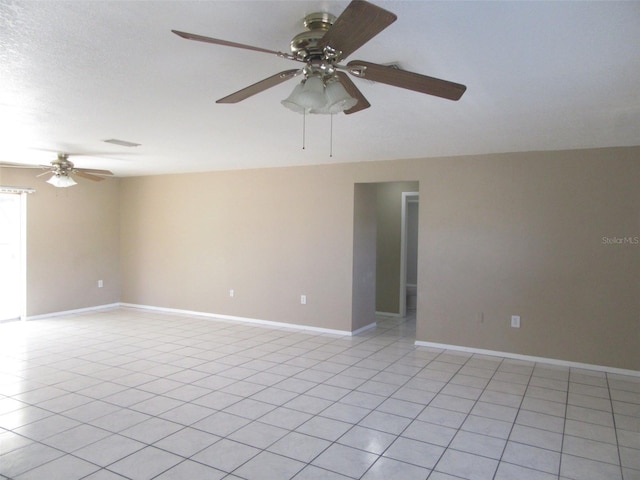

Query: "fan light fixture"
<box><xmin>173</xmin><ymin>0</ymin><xmax>468</xmax><ymax>123</ymax></box>
<box><xmin>47</xmin><ymin>174</ymin><xmax>77</xmax><ymax>188</ymax></box>
<box><xmin>282</xmin><ymin>75</ymin><xmax>357</xmax><ymax>114</ymax></box>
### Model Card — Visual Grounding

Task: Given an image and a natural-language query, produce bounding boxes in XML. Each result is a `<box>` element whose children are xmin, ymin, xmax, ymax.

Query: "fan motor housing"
<box><xmin>290</xmin><ymin>12</ymin><xmax>336</xmax><ymax>61</ymax></box>
<box><xmin>52</xmin><ymin>154</ymin><xmax>74</xmax><ymax>173</ymax></box>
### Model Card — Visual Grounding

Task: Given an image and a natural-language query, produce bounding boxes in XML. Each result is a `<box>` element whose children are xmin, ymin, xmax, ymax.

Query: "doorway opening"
<box><xmin>373</xmin><ymin>182</ymin><xmax>419</xmax><ymax>318</ymax></box>
<box><xmin>351</xmin><ymin>182</ymin><xmax>419</xmax><ymax>333</ymax></box>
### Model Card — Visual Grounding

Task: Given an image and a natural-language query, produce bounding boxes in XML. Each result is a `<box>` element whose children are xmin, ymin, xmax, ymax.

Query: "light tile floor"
<box><xmin>0</xmin><ymin>308</ymin><xmax>639</xmax><ymax>480</ymax></box>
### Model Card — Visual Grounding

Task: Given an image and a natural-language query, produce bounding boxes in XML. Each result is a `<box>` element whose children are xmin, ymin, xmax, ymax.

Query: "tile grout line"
<box><xmin>490</xmin><ymin>362</ymin><xmax>537</xmax><ymax>480</ymax></box>
<box><xmin>283</xmin><ymin>318</ymin><xmax>422</xmax><ymax>478</ymax></box>
<box><xmin>214</xmin><ymin>332</ymin><xmax>401</xmax><ymax>479</ymax></box>
<box><xmin>357</xmin><ymin>348</ymin><xmax>467</xmax><ymax>479</ymax></box>
<box><xmin>557</xmin><ymin>368</ymin><xmax>572</xmax><ymax>480</ymax></box>
<box><xmin>606</xmin><ymin>372</ymin><xmax>626</xmax><ymax>480</ymax></box>
<box><xmin>425</xmin><ymin>353</ymin><xmax>509</xmax><ymax>480</ymax></box>
<box><xmin>422</xmin><ymin>352</ymin><xmax>478</xmax><ymax>480</ymax></box>
<box><xmin>143</xmin><ymin>316</ymin><xmax>416</xmax><ymax>479</ymax></box>
<box><xmin>89</xmin><ymin>322</ymin><xmax>337</xmax><ymax>479</ymax></box>
<box><xmin>256</xmin><ymin>320</ymin><xmax>436</xmax><ymax>478</ymax></box>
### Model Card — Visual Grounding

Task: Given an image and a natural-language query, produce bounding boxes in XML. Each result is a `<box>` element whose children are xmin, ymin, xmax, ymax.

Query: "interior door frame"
<box><xmin>399</xmin><ymin>192</ymin><xmax>419</xmax><ymax>317</ymax></box>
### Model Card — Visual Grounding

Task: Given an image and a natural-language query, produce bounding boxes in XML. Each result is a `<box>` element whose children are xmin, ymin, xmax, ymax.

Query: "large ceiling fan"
<box><xmin>172</xmin><ymin>0</ymin><xmax>466</xmax><ymax>115</ymax></box>
<box><xmin>0</xmin><ymin>153</ymin><xmax>114</xmax><ymax>188</ymax></box>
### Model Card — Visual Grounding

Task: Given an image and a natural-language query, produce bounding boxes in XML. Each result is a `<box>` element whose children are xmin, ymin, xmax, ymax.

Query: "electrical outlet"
<box><xmin>98</xmin><ymin>280</ymin><xmax>103</xmax><ymax>288</ymax></box>
<box><xmin>229</xmin><ymin>289</ymin><xmax>234</xmax><ymax>298</ymax></box>
<box><xmin>300</xmin><ymin>295</ymin><xmax>307</xmax><ymax>305</ymax></box>
<box><xmin>511</xmin><ymin>315</ymin><xmax>521</xmax><ymax>328</ymax></box>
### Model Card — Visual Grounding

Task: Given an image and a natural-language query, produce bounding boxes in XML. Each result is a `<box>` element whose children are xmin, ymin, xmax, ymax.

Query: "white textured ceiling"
<box><xmin>1</xmin><ymin>1</ymin><xmax>639</xmax><ymax>177</ymax></box>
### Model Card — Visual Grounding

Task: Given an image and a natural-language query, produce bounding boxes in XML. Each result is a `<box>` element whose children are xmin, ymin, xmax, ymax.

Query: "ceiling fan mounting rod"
<box><xmin>304</xmin><ymin>12</ymin><xmax>336</xmax><ymax>31</ymax></box>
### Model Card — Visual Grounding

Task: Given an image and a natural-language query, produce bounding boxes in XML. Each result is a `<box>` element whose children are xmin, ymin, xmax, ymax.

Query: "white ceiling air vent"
<box><xmin>103</xmin><ymin>139</ymin><xmax>141</xmax><ymax>147</ymax></box>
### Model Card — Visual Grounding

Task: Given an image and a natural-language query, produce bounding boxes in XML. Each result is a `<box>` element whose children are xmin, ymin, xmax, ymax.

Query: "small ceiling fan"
<box><xmin>172</xmin><ymin>0</ymin><xmax>466</xmax><ymax>115</ymax></box>
<box><xmin>0</xmin><ymin>153</ymin><xmax>114</xmax><ymax>188</ymax></box>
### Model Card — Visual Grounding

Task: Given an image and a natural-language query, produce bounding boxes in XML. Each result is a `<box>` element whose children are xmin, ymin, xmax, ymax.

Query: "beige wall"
<box><xmin>4</xmin><ymin>145</ymin><xmax>637</xmax><ymax>371</ymax></box>
<box><xmin>120</xmin><ymin>147</ymin><xmax>639</xmax><ymax>370</ymax></box>
<box><xmin>416</xmin><ymin>149</ymin><xmax>639</xmax><ymax>370</ymax></box>
<box><xmin>0</xmin><ymin>167</ymin><xmax>120</xmax><ymax>316</ymax></box>
<box><xmin>119</xmin><ymin>169</ymin><xmax>356</xmax><ymax>331</ymax></box>
<box><xmin>352</xmin><ymin>183</ymin><xmax>377</xmax><ymax>331</ymax></box>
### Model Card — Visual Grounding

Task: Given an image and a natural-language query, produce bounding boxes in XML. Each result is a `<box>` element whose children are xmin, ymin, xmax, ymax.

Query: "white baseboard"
<box><xmin>22</xmin><ymin>302</ymin><xmax>638</xmax><ymax>376</ymax></box>
<box><xmin>375</xmin><ymin>311</ymin><xmax>403</xmax><ymax>318</ymax></box>
<box><xmin>352</xmin><ymin>322</ymin><xmax>377</xmax><ymax>335</ymax></box>
<box><xmin>26</xmin><ymin>303</ymin><xmax>120</xmax><ymax>321</ymax></box>
<box><xmin>415</xmin><ymin>340</ymin><xmax>640</xmax><ymax>377</ymax></box>
<box><xmin>120</xmin><ymin>303</ymin><xmax>361</xmax><ymax>336</ymax></box>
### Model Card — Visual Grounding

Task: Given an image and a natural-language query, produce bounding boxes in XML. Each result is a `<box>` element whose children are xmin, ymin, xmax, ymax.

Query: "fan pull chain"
<box><xmin>302</xmin><ymin>111</ymin><xmax>306</xmax><ymax>150</ymax></box>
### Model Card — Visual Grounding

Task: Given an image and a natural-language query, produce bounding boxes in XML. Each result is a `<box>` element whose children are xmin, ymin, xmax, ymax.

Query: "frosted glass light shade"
<box><xmin>281</xmin><ymin>76</ymin><xmax>326</xmax><ymax>113</ymax></box>
<box><xmin>317</xmin><ymin>80</ymin><xmax>357</xmax><ymax>114</ymax></box>
<box><xmin>281</xmin><ymin>83</ymin><xmax>306</xmax><ymax>113</ymax></box>
<box><xmin>47</xmin><ymin>174</ymin><xmax>77</xmax><ymax>187</ymax></box>
<box><xmin>297</xmin><ymin>76</ymin><xmax>325</xmax><ymax>110</ymax></box>
<box><xmin>282</xmin><ymin>75</ymin><xmax>357</xmax><ymax>115</ymax></box>
<box><xmin>282</xmin><ymin>77</ymin><xmax>325</xmax><ymax>113</ymax></box>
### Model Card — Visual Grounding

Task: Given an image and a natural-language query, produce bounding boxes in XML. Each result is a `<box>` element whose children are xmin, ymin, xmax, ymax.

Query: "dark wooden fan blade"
<box><xmin>347</xmin><ymin>60</ymin><xmax>466</xmax><ymax>100</ymax></box>
<box><xmin>30</xmin><ymin>147</ymin><xmax>134</xmax><ymax>157</ymax></box>
<box><xmin>73</xmin><ymin>171</ymin><xmax>105</xmax><ymax>182</ymax></box>
<box><xmin>318</xmin><ymin>0</ymin><xmax>397</xmax><ymax>60</ymax></box>
<box><xmin>0</xmin><ymin>162</ymin><xmax>45</xmax><ymax>169</ymax></box>
<box><xmin>335</xmin><ymin>72</ymin><xmax>371</xmax><ymax>114</ymax></box>
<box><xmin>77</xmin><ymin>168</ymin><xmax>113</xmax><ymax>176</ymax></box>
<box><xmin>216</xmin><ymin>69</ymin><xmax>301</xmax><ymax>104</ymax></box>
<box><xmin>172</xmin><ymin>30</ymin><xmax>294</xmax><ymax>59</ymax></box>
